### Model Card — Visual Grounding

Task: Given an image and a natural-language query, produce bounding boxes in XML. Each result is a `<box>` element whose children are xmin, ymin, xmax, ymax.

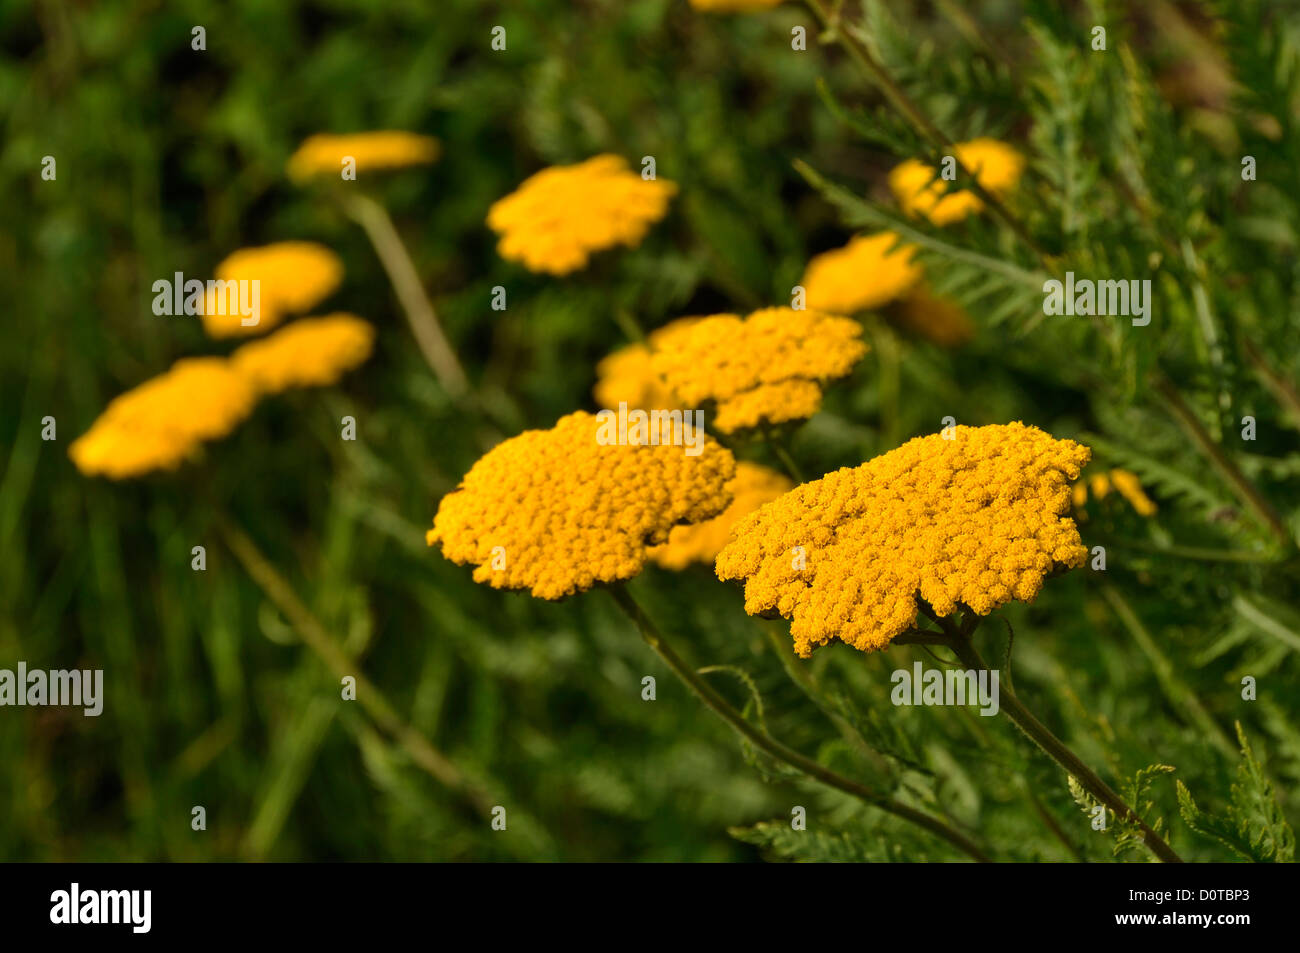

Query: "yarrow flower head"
<box><xmin>800</xmin><ymin>232</ymin><xmax>922</xmax><ymax>314</ymax></box>
<box><xmin>427</xmin><ymin>411</ymin><xmax>735</xmax><ymax>599</ymax></box>
<box><xmin>69</xmin><ymin>358</ymin><xmax>258</xmax><ymax>479</ymax></box>
<box><xmin>1072</xmin><ymin>468</ymin><xmax>1158</xmax><ymax>518</ymax></box>
<box><xmin>231</xmin><ymin>314</ymin><xmax>375</xmax><ymax>396</ymax></box>
<box><xmin>889</xmin><ymin>138</ymin><xmax>1025</xmax><ymax>226</ymax></box>
<box><xmin>893</xmin><ymin>285</ymin><xmax>975</xmax><ymax>347</ymax></box>
<box><xmin>202</xmin><ymin>242</ymin><xmax>343</xmax><ymax>338</ymax></box>
<box><xmin>287</xmin><ymin>131</ymin><xmax>440</xmax><ymax>182</ymax></box>
<box><xmin>715</xmin><ymin>422</ymin><xmax>1090</xmax><ymax>657</ymax></box>
<box><xmin>486</xmin><ymin>155</ymin><xmax>677</xmax><ymax>275</ymax></box>
<box><xmin>650</xmin><ymin>307</ymin><xmax>867</xmax><ymax>433</ymax></box>
<box><xmin>649</xmin><ymin>462</ymin><xmax>793</xmax><ymax>570</ymax></box>
<box><xmin>592</xmin><ymin>318</ymin><xmax>699</xmax><ymax>411</ymax></box>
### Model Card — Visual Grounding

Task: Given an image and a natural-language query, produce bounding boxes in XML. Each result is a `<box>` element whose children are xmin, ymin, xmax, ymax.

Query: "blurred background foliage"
<box><xmin>1</xmin><ymin>0</ymin><xmax>1299</xmax><ymax>861</ymax></box>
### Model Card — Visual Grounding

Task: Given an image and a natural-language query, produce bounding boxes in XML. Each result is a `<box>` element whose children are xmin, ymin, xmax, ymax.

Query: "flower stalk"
<box><xmin>925</xmin><ymin>613</ymin><xmax>1184</xmax><ymax>863</ymax></box>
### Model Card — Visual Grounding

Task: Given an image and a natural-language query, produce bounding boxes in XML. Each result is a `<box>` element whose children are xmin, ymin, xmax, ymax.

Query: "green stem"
<box><xmin>936</xmin><ymin>619</ymin><xmax>1184</xmax><ymax>863</ymax></box>
<box><xmin>764</xmin><ymin>427</ymin><xmax>807</xmax><ymax>483</ymax></box>
<box><xmin>339</xmin><ymin>192</ymin><xmax>469</xmax><ymax>399</ymax></box>
<box><xmin>1153</xmin><ymin>374</ymin><xmax>1292</xmax><ymax>548</ymax></box>
<box><xmin>610</xmin><ymin>587</ymin><xmax>991</xmax><ymax>862</ymax></box>
<box><xmin>219</xmin><ymin>518</ymin><xmax>493</xmax><ymax>817</ymax></box>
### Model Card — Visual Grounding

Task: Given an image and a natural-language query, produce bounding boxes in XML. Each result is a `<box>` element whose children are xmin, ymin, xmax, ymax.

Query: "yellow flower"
<box><xmin>202</xmin><ymin>242</ymin><xmax>343</xmax><ymax>338</ymax></box>
<box><xmin>487</xmin><ymin>155</ymin><xmax>677</xmax><ymax>275</ymax></box>
<box><xmin>231</xmin><ymin>314</ymin><xmax>375</xmax><ymax>395</ymax></box>
<box><xmin>893</xmin><ymin>285</ymin><xmax>975</xmax><ymax>347</ymax></box>
<box><xmin>1073</xmin><ymin>468</ymin><xmax>1157</xmax><ymax>518</ymax></box>
<box><xmin>592</xmin><ymin>318</ymin><xmax>700</xmax><ymax>411</ymax></box>
<box><xmin>800</xmin><ymin>232</ymin><xmax>923</xmax><ymax>314</ymax></box>
<box><xmin>650</xmin><ymin>462</ymin><xmax>793</xmax><ymax>570</ymax></box>
<box><xmin>889</xmin><ymin>138</ymin><xmax>1025</xmax><ymax>226</ymax></box>
<box><xmin>688</xmin><ymin>0</ymin><xmax>784</xmax><ymax>10</ymax></box>
<box><xmin>69</xmin><ymin>358</ymin><xmax>258</xmax><ymax>479</ymax></box>
<box><xmin>428</xmin><ymin>411</ymin><xmax>735</xmax><ymax>599</ymax></box>
<box><xmin>287</xmin><ymin>131</ymin><xmax>440</xmax><ymax>182</ymax></box>
<box><xmin>650</xmin><ymin>307</ymin><xmax>867</xmax><ymax>433</ymax></box>
<box><xmin>716</xmin><ymin>422</ymin><xmax>1090</xmax><ymax>657</ymax></box>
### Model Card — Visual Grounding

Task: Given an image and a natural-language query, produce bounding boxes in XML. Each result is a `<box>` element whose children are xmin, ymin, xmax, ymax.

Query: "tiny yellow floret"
<box><xmin>716</xmin><ymin>422</ymin><xmax>1091</xmax><ymax>657</ymax></box>
<box><xmin>487</xmin><ymin>155</ymin><xmax>676</xmax><ymax>275</ymax></box>
<box><xmin>428</xmin><ymin>411</ymin><xmax>735</xmax><ymax>599</ymax></box>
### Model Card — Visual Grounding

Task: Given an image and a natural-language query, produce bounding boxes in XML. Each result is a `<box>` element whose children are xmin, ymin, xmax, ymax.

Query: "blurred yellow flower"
<box><xmin>889</xmin><ymin>138</ymin><xmax>1025</xmax><ymax>226</ymax></box>
<box><xmin>487</xmin><ymin>155</ymin><xmax>676</xmax><ymax>275</ymax></box>
<box><xmin>428</xmin><ymin>411</ymin><xmax>735</xmax><ymax>599</ymax></box>
<box><xmin>592</xmin><ymin>318</ymin><xmax>699</xmax><ymax>411</ymax></box>
<box><xmin>650</xmin><ymin>462</ymin><xmax>793</xmax><ymax>570</ymax></box>
<box><xmin>69</xmin><ymin>358</ymin><xmax>258</xmax><ymax>479</ymax></box>
<box><xmin>651</xmin><ymin>307</ymin><xmax>867</xmax><ymax>433</ymax></box>
<box><xmin>1073</xmin><ymin>468</ymin><xmax>1157</xmax><ymax>518</ymax></box>
<box><xmin>231</xmin><ymin>314</ymin><xmax>375</xmax><ymax>396</ymax></box>
<box><xmin>689</xmin><ymin>0</ymin><xmax>784</xmax><ymax>10</ymax></box>
<box><xmin>893</xmin><ymin>285</ymin><xmax>975</xmax><ymax>347</ymax></box>
<box><xmin>287</xmin><ymin>131</ymin><xmax>440</xmax><ymax>182</ymax></box>
<box><xmin>716</xmin><ymin>423</ymin><xmax>1090</xmax><ymax>657</ymax></box>
<box><xmin>801</xmin><ymin>232</ymin><xmax>922</xmax><ymax>314</ymax></box>
<box><xmin>202</xmin><ymin>242</ymin><xmax>343</xmax><ymax>338</ymax></box>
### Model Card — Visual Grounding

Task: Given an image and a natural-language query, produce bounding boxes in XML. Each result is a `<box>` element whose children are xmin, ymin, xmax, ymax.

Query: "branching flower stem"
<box><xmin>339</xmin><ymin>192</ymin><xmax>469</xmax><ymax>399</ymax></box>
<box><xmin>925</xmin><ymin>613</ymin><xmax>1185</xmax><ymax>863</ymax></box>
<box><xmin>609</xmin><ymin>585</ymin><xmax>991</xmax><ymax>862</ymax></box>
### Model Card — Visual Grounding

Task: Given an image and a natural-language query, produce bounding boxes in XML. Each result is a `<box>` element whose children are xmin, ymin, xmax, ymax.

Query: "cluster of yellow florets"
<box><xmin>487</xmin><ymin>155</ymin><xmax>677</xmax><ymax>275</ymax></box>
<box><xmin>650</xmin><ymin>462</ymin><xmax>793</xmax><ymax>570</ymax></box>
<box><xmin>201</xmin><ymin>242</ymin><xmax>343</xmax><ymax>338</ymax></box>
<box><xmin>68</xmin><ymin>358</ymin><xmax>260</xmax><ymax>479</ymax></box>
<box><xmin>889</xmin><ymin>138</ymin><xmax>1025</xmax><ymax>227</ymax></box>
<box><xmin>1073</xmin><ymin>469</ymin><xmax>1158</xmax><ymax>518</ymax></box>
<box><xmin>428</xmin><ymin>411</ymin><xmax>735</xmax><ymax>599</ymax></box>
<box><xmin>70</xmin><ymin>316</ymin><xmax>376</xmax><ymax>479</ymax></box>
<box><xmin>650</xmin><ymin>307</ymin><xmax>867</xmax><ymax>433</ymax></box>
<box><xmin>715</xmin><ymin>423</ymin><xmax>1090</xmax><ymax>657</ymax></box>
<box><xmin>800</xmin><ymin>232</ymin><xmax>923</xmax><ymax>315</ymax></box>
<box><xmin>288</xmin><ymin>131</ymin><xmax>440</xmax><ymax>182</ymax></box>
<box><xmin>231</xmin><ymin>314</ymin><xmax>375</xmax><ymax>395</ymax></box>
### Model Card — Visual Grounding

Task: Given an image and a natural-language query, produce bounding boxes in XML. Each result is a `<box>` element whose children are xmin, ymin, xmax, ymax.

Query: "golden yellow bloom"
<box><xmin>889</xmin><ymin>138</ymin><xmax>1025</xmax><ymax>226</ymax></box>
<box><xmin>1073</xmin><ymin>468</ymin><xmax>1157</xmax><ymax>518</ymax></box>
<box><xmin>650</xmin><ymin>462</ymin><xmax>793</xmax><ymax>570</ymax></box>
<box><xmin>231</xmin><ymin>314</ymin><xmax>375</xmax><ymax>396</ymax></box>
<box><xmin>428</xmin><ymin>411</ymin><xmax>735</xmax><ymax>599</ymax></box>
<box><xmin>69</xmin><ymin>358</ymin><xmax>258</xmax><ymax>479</ymax></box>
<box><xmin>487</xmin><ymin>155</ymin><xmax>677</xmax><ymax>275</ymax></box>
<box><xmin>287</xmin><ymin>131</ymin><xmax>440</xmax><ymax>182</ymax></box>
<box><xmin>800</xmin><ymin>232</ymin><xmax>923</xmax><ymax>314</ymax></box>
<box><xmin>893</xmin><ymin>285</ymin><xmax>975</xmax><ymax>347</ymax></box>
<box><xmin>592</xmin><ymin>318</ymin><xmax>699</xmax><ymax>411</ymax></box>
<box><xmin>716</xmin><ymin>423</ymin><xmax>1090</xmax><ymax>657</ymax></box>
<box><xmin>202</xmin><ymin>242</ymin><xmax>343</xmax><ymax>338</ymax></box>
<box><xmin>651</xmin><ymin>307</ymin><xmax>867</xmax><ymax>433</ymax></box>
<box><xmin>688</xmin><ymin>0</ymin><xmax>784</xmax><ymax>10</ymax></box>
